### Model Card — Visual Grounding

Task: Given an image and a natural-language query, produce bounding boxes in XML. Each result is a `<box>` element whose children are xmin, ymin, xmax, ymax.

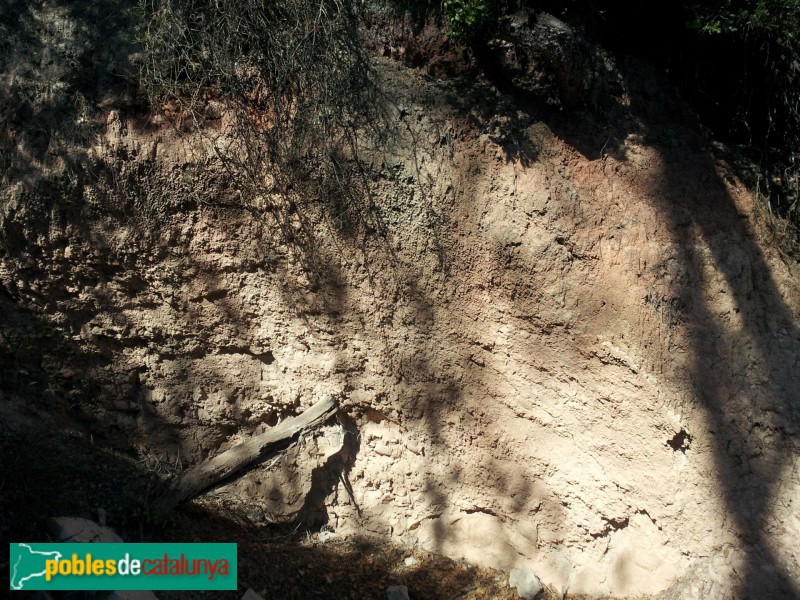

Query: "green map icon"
<box><xmin>10</xmin><ymin>544</ymin><xmax>63</xmax><ymax>590</ymax></box>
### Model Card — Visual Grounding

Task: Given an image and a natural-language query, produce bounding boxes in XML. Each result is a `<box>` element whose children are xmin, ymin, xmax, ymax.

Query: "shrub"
<box><xmin>137</xmin><ymin>0</ymin><xmax>385</xmax><ymax>215</ymax></box>
<box><xmin>442</xmin><ymin>0</ymin><xmax>492</xmax><ymax>41</ymax></box>
<box><xmin>688</xmin><ymin>0</ymin><xmax>800</xmax><ymax>240</ymax></box>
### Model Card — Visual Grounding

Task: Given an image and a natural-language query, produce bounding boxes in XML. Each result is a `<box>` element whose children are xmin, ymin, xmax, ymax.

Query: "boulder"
<box><xmin>50</xmin><ymin>517</ymin><xmax>123</xmax><ymax>543</ymax></box>
<box><xmin>386</xmin><ymin>584</ymin><xmax>411</xmax><ymax>600</ymax></box>
<box><xmin>509</xmin><ymin>567</ymin><xmax>542</xmax><ymax>599</ymax></box>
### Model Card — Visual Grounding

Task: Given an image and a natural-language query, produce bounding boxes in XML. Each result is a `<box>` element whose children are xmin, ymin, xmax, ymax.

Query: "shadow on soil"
<box><xmin>419</xmin><ymin>44</ymin><xmax>799</xmax><ymax>596</ymax></box>
<box><xmin>156</xmin><ymin>502</ymin><xmax>537</xmax><ymax>600</ymax></box>
<box><xmin>0</xmin><ymin>0</ymin><xmax>140</xmax><ymax>189</ymax></box>
<box><xmin>638</xmin><ymin>102</ymin><xmax>800</xmax><ymax>599</ymax></box>
<box><xmin>0</xmin><ymin>289</ymin><xmax>184</xmax><ymax>573</ymax></box>
<box><xmin>3</xmin><ymin>4</ymin><xmax>799</xmax><ymax>598</ymax></box>
<box><xmin>545</xmin><ymin>59</ymin><xmax>800</xmax><ymax>598</ymax></box>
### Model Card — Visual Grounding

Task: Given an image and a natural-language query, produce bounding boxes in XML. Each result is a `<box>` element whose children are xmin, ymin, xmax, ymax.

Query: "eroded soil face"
<box><xmin>1</xmin><ymin>18</ymin><xmax>799</xmax><ymax>598</ymax></box>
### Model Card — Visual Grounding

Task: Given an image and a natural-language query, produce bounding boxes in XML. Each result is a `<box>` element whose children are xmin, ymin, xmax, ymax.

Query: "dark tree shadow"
<box><xmin>7</xmin><ymin>4</ymin><xmax>798</xmax><ymax>598</ymax></box>
<box><xmin>413</xmin><ymin>44</ymin><xmax>799</xmax><ymax>594</ymax></box>
<box><xmin>0</xmin><ymin>286</ymin><xmax>188</xmax><ymax>577</ymax></box>
<box><xmin>295</xmin><ymin>412</ymin><xmax>362</xmax><ymax>528</ymax></box>
<box><xmin>614</xmin><ymin>59</ymin><xmax>800</xmax><ymax>598</ymax></box>
<box><xmin>0</xmin><ymin>0</ymin><xmax>141</xmax><ymax>191</ymax></box>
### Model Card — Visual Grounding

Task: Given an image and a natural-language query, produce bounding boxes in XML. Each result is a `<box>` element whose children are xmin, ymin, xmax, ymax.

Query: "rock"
<box><xmin>374</xmin><ymin>443</ymin><xmax>393</xmax><ymax>457</ymax></box>
<box><xmin>317</xmin><ymin>530</ymin><xmax>338</xmax><ymax>542</ymax></box>
<box><xmin>404</xmin><ymin>556</ymin><xmax>419</xmax><ymax>567</ymax></box>
<box><xmin>241</xmin><ymin>589</ymin><xmax>265</xmax><ymax>600</ymax></box>
<box><xmin>50</xmin><ymin>517</ymin><xmax>123</xmax><ymax>543</ymax></box>
<box><xmin>112</xmin><ymin>400</ymin><xmax>138</xmax><ymax>412</ymax></box>
<box><xmin>509</xmin><ymin>568</ymin><xmax>542</xmax><ymax>600</ymax></box>
<box><xmin>386</xmin><ymin>585</ymin><xmax>411</xmax><ymax>600</ymax></box>
<box><xmin>405</xmin><ymin>440</ymin><xmax>424</xmax><ymax>455</ymax></box>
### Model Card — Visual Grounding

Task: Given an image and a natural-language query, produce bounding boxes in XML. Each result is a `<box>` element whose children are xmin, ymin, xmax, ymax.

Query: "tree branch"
<box><xmin>160</xmin><ymin>395</ymin><xmax>339</xmax><ymax>507</ymax></box>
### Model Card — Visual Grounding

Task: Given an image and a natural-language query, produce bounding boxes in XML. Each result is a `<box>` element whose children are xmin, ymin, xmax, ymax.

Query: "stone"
<box><xmin>386</xmin><ymin>585</ymin><xmax>410</xmax><ymax>600</ymax></box>
<box><xmin>509</xmin><ymin>568</ymin><xmax>542</xmax><ymax>600</ymax></box>
<box><xmin>405</xmin><ymin>440</ymin><xmax>424</xmax><ymax>455</ymax></box>
<box><xmin>50</xmin><ymin>517</ymin><xmax>123</xmax><ymax>543</ymax></box>
<box><xmin>112</xmin><ymin>400</ymin><xmax>138</xmax><ymax>412</ymax></box>
<box><xmin>374</xmin><ymin>443</ymin><xmax>393</xmax><ymax>457</ymax></box>
<box><xmin>241</xmin><ymin>589</ymin><xmax>265</xmax><ymax>600</ymax></box>
<box><xmin>404</xmin><ymin>556</ymin><xmax>419</xmax><ymax>567</ymax></box>
<box><xmin>317</xmin><ymin>530</ymin><xmax>338</xmax><ymax>542</ymax></box>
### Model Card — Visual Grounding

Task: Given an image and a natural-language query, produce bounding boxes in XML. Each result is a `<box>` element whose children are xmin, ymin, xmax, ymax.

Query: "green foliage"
<box><xmin>443</xmin><ymin>0</ymin><xmax>492</xmax><ymax>41</ymax></box>
<box><xmin>688</xmin><ymin>0</ymin><xmax>800</xmax><ymax>236</ymax></box>
<box><xmin>689</xmin><ymin>0</ymin><xmax>800</xmax><ymax>36</ymax></box>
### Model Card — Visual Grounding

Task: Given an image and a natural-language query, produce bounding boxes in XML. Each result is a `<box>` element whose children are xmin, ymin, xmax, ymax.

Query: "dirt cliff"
<box><xmin>1</xmin><ymin>9</ymin><xmax>799</xmax><ymax>597</ymax></box>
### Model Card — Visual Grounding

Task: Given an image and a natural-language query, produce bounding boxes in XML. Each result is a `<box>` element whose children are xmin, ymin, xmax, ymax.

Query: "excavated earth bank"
<box><xmin>1</xmin><ymin>17</ymin><xmax>799</xmax><ymax>598</ymax></box>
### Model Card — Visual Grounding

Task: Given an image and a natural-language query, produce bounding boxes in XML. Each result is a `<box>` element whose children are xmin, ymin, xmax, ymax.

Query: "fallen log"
<box><xmin>160</xmin><ymin>395</ymin><xmax>339</xmax><ymax>508</ymax></box>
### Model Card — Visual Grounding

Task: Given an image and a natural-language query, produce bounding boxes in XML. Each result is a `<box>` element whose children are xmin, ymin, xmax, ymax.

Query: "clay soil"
<box><xmin>2</xmin><ymin>4</ymin><xmax>799</xmax><ymax>599</ymax></box>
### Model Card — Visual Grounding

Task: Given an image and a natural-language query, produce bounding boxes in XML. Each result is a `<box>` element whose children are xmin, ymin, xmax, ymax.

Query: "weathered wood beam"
<box><xmin>160</xmin><ymin>395</ymin><xmax>339</xmax><ymax>507</ymax></box>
